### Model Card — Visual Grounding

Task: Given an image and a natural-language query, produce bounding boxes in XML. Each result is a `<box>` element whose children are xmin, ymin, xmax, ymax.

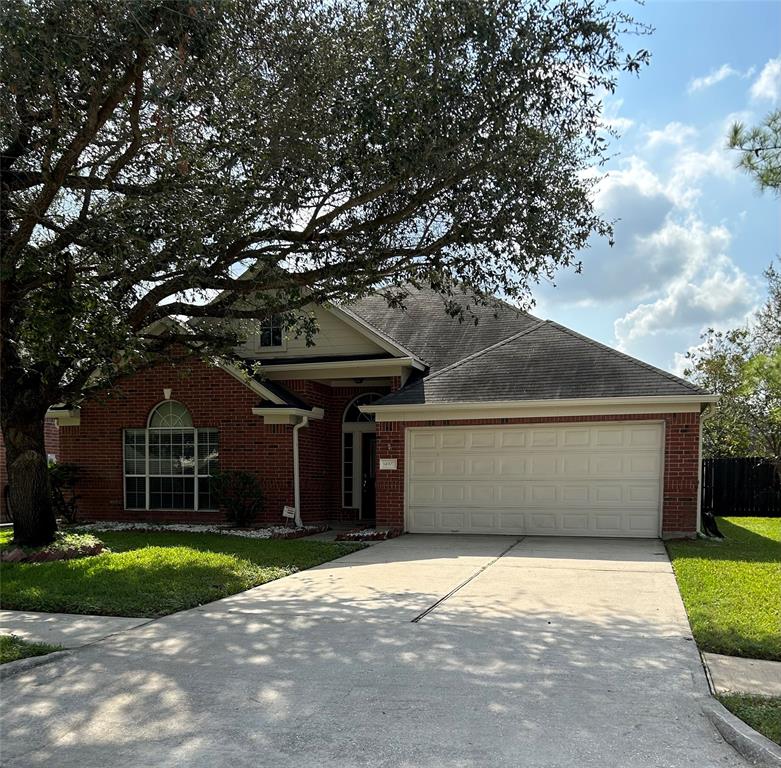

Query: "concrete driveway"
<box><xmin>1</xmin><ymin>535</ymin><xmax>744</xmax><ymax>767</ymax></box>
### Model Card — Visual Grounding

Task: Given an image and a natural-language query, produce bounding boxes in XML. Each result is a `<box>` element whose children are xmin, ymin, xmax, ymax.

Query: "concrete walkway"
<box><xmin>704</xmin><ymin>652</ymin><xmax>781</xmax><ymax>696</ymax></box>
<box><xmin>0</xmin><ymin>536</ymin><xmax>745</xmax><ymax>767</ymax></box>
<box><xmin>0</xmin><ymin>610</ymin><xmax>148</xmax><ymax>648</ymax></box>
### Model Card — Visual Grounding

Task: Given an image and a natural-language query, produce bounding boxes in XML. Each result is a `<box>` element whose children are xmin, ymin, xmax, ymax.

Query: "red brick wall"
<box><xmin>284</xmin><ymin>381</ymin><xmax>387</xmax><ymax>523</ymax></box>
<box><xmin>57</xmin><ymin>362</ymin><xmax>390</xmax><ymax>525</ymax></box>
<box><xmin>59</xmin><ymin>360</ymin><xmax>295</xmax><ymax>524</ymax></box>
<box><xmin>376</xmin><ymin>412</ymin><xmax>701</xmax><ymax>537</ymax></box>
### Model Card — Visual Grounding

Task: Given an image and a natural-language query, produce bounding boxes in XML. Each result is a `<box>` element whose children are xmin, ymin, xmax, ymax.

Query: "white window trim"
<box><xmin>258</xmin><ymin>316</ymin><xmax>287</xmax><ymax>352</ymax></box>
<box><xmin>124</xmin><ymin>402</ymin><xmax>218</xmax><ymax>512</ymax></box>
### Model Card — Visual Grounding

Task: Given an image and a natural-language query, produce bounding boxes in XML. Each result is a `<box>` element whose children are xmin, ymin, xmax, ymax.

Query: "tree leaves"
<box><xmin>1</xmin><ymin>0</ymin><xmax>649</xmax><ymax>406</ymax></box>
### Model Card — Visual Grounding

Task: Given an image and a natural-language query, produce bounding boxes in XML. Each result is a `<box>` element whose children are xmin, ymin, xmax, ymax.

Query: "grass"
<box><xmin>717</xmin><ymin>694</ymin><xmax>781</xmax><ymax>745</ymax></box>
<box><xmin>666</xmin><ymin>517</ymin><xmax>780</xmax><ymax>661</ymax></box>
<box><xmin>0</xmin><ymin>634</ymin><xmax>62</xmax><ymax>665</ymax></box>
<box><xmin>0</xmin><ymin>528</ymin><xmax>363</xmax><ymax>618</ymax></box>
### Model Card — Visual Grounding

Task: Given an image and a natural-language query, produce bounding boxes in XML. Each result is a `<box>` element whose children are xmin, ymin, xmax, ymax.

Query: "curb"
<box><xmin>703</xmin><ymin>698</ymin><xmax>781</xmax><ymax>767</ymax></box>
<box><xmin>0</xmin><ymin>650</ymin><xmax>71</xmax><ymax>681</ymax></box>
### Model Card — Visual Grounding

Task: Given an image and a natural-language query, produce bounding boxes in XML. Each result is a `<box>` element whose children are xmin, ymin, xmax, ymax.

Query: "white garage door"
<box><xmin>406</xmin><ymin>423</ymin><xmax>663</xmax><ymax>537</ymax></box>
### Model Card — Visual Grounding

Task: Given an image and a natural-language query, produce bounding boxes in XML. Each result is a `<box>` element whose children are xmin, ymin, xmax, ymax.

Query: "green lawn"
<box><xmin>718</xmin><ymin>694</ymin><xmax>781</xmax><ymax>746</ymax></box>
<box><xmin>0</xmin><ymin>529</ymin><xmax>362</xmax><ymax>618</ymax></box>
<box><xmin>666</xmin><ymin>517</ymin><xmax>780</xmax><ymax>661</ymax></box>
<box><xmin>0</xmin><ymin>634</ymin><xmax>62</xmax><ymax>665</ymax></box>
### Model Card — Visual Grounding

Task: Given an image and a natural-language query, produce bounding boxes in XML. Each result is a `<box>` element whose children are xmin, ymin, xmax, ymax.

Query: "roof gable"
<box><xmin>233</xmin><ymin>301</ymin><xmax>393</xmax><ymax>361</ymax></box>
<box><xmin>375</xmin><ymin>320</ymin><xmax>707</xmax><ymax>406</ymax></box>
<box><xmin>349</xmin><ymin>285</ymin><xmax>540</xmax><ymax>371</ymax></box>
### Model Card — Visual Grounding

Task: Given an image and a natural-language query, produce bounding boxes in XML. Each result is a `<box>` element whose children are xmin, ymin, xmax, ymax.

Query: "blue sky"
<box><xmin>531</xmin><ymin>0</ymin><xmax>781</xmax><ymax>376</ymax></box>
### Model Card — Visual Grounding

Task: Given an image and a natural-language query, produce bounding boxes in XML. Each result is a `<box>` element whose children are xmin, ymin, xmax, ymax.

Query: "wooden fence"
<box><xmin>701</xmin><ymin>457</ymin><xmax>781</xmax><ymax>517</ymax></box>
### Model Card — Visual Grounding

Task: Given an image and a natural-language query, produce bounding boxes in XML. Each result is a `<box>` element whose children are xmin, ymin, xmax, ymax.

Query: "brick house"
<box><xmin>48</xmin><ymin>287</ymin><xmax>715</xmax><ymax>538</ymax></box>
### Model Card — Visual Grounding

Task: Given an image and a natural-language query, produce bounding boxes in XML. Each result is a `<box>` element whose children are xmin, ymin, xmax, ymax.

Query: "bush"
<box><xmin>210</xmin><ymin>470</ymin><xmax>263</xmax><ymax>527</ymax></box>
<box><xmin>49</xmin><ymin>462</ymin><xmax>80</xmax><ymax>524</ymax></box>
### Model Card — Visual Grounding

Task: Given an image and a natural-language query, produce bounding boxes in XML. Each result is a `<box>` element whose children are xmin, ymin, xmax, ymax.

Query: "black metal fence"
<box><xmin>701</xmin><ymin>457</ymin><xmax>781</xmax><ymax>517</ymax></box>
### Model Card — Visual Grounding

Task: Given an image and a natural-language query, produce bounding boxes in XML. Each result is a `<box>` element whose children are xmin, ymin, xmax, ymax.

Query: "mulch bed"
<box><xmin>1</xmin><ymin>532</ymin><xmax>106</xmax><ymax>563</ymax></box>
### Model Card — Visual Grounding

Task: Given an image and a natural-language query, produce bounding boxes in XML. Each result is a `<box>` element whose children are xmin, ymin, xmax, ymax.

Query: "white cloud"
<box><xmin>645</xmin><ymin>122</ymin><xmax>697</xmax><ymax>149</ymax></box>
<box><xmin>599</xmin><ymin>96</ymin><xmax>634</xmax><ymax>134</ymax></box>
<box><xmin>667</xmin><ymin>144</ymin><xmax>738</xmax><ymax>206</ymax></box>
<box><xmin>604</xmin><ymin>116</ymin><xmax>635</xmax><ymax>133</ymax></box>
<box><xmin>688</xmin><ymin>64</ymin><xmax>740</xmax><ymax>93</ymax></box>
<box><xmin>750</xmin><ymin>56</ymin><xmax>781</xmax><ymax>102</ymax></box>
<box><xmin>613</xmin><ymin>220</ymin><xmax>759</xmax><ymax>350</ymax></box>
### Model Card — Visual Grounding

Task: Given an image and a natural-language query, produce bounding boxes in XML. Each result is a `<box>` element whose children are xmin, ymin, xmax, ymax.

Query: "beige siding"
<box><xmin>234</xmin><ymin>303</ymin><xmax>385</xmax><ymax>359</ymax></box>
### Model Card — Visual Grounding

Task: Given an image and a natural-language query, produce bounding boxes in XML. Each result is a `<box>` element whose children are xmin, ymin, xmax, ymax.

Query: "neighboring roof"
<box><xmin>374</xmin><ymin>320</ymin><xmax>708</xmax><ymax>406</ymax></box>
<box><xmin>349</xmin><ymin>285</ymin><xmax>541</xmax><ymax>371</ymax></box>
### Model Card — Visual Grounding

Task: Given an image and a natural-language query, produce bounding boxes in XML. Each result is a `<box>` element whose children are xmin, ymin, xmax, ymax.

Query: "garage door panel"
<box><xmin>441</xmin><ymin>485</ymin><xmax>466</xmax><ymax>502</ymax></box>
<box><xmin>595</xmin><ymin>485</ymin><xmax>622</xmax><ymax>503</ymax></box>
<box><xmin>409</xmin><ymin>483</ymin><xmax>439</xmax><ymax>503</ymax></box>
<box><xmin>593</xmin><ymin>454</ymin><xmax>624</xmax><ymax>475</ymax></box>
<box><xmin>406</xmin><ymin>423</ymin><xmax>663</xmax><ymax>537</ymax></box>
<box><xmin>627</xmin><ymin>484</ymin><xmax>659</xmax><ymax>504</ymax></box>
<box><xmin>441</xmin><ymin>431</ymin><xmax>466</xmax><ymax>448</ymax></box>
<box><xmin>529</xmin><ymin>429</ymin><xmax>558</xmax><ymax>448</ymax></box>
<box><xmin>628</xmin><ymin>425</ymin><xmax>662</xmax><ymax>447</ymax></box>
<box><xmin>561</xmin><ymin>485</ymin><xmax>590</xmax><ymax>503</ymax></box>
<box><xmin>499</xmin><ymin>430</ymin><xmax>527</xmax><ymax>448</ymax></box>
<box><xmin>562</xmin><ymin>454</ymin><xmax>590</xmax><ymax>474</ymax></box>
<box><xmin>562</xmin><ymin>428</ymin><xmax>591</xmax><ymax>447</ymax></box>
<box><xmin>441</xmin><ymin>458</ymin><xmax>466</xmax><ymax>475</ymax></box>
<box><xmin>530</xmin><ymin>454</ymin><xmax>558</xmax><ymax>475</ymax></box>
<box><xmin>498</xmin><ymin>511</ymin><xmax>526</xmax><ymax>531</ymax></box>
<box><xmin>441</xmin><ymin>510</ymin><xmax>468</xmax><ymax>530</ymax></box>
<box><xmin>498</xmin><ymin>457</ymin><xmax>527</xmax><ymax>476</ymax></box>
<box><xmin>529</xmin><ymin>512</ymin><xmax>557</xmax><ymax>531</ymax></box>
<box><xmin>469</xmin><ymin>432</ymin><xmax>496</xmax><ymax>449</ymax></box>
<box><xmin>410</xmin><ymin>432</ymin><xmax>437</xmax><ymax>450</ymax></box>
<box><xmin>409</xmin><ymin>508</ymin><xmax>438</xmax><ymax>530</ymax></box>
<box><xmin>628</xmin><ymin>454</ymin><xmax>660</xmax><ymax>475</ymax></box>
<box><xmin>530</xmin><ymin>485</ymin><xmax>557</xmax><ymax>503</ymax></box>
<box><xmin>410</xmin><ymin>458</ymin><xmax>438</xmax><ymax>477</ymax></box>
<box><xmin>594</xmin><ymin>427</ymin><xmax>625</xmax><ymax>447</ymax></box>
<box><xmin>470</xmin><ymin>457</ymin><xmax>496</xmax><ymax>475</ymax></box>
<box><xmin>498</xmin><ymin>486</ymin><xmax>526</xmax><ymax>504</ymax></box>
<box><xmin>561</xmin><ymin>513</ymin><xmax>590</xmax><ymax>532</ymax></box>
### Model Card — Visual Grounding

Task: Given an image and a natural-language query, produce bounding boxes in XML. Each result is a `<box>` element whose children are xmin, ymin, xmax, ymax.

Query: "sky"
<box><xmin>531</xmin><ymin>0</ymin><xmax>781</xmax><ymax>376</ymax></box>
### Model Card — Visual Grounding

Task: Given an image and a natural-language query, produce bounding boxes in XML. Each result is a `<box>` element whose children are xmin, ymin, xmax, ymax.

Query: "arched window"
<box><xmin>343</xmin><ymin>392</ymin><xmax>379</xmax><ymax>423</ymax></box>
<box><xmin>342</xmin><ymin>393</ymin><xmax>382</xmax><ymax>510</ymax></box>
<box><xmin>148</xmin><ymin>401</ymin><xmax>193</xmax><ymax>428</ymax></box>
<box><xmin>123</xmin><ymin>402</ymin><xmax>218</xmax><ymax>512</ymax></box>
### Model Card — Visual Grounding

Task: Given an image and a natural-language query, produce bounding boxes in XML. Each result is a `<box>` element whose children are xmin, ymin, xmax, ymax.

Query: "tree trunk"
<box><xmin>1</xmin><ymin>391</ymin><xmax>56</xmax><ymax>546</ymax></box>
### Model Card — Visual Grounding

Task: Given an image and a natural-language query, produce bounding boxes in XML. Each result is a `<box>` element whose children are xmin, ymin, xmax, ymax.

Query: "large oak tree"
<box><xmin>1</xmin><ymin>0</ymin><xmax>647</xmax><ymax>544</ymax></box>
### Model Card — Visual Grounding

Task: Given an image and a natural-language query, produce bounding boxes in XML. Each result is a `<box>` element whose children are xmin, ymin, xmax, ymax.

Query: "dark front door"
<box><xmin>361</xmin><ymin>433</ymin><xmax>377</xmax><ymax>521</ymax></box>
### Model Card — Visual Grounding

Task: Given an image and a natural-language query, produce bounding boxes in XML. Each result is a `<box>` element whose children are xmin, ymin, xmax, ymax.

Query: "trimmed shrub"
<box><xmin>210</xmin><ymin>470</ymin><xmax>263</xmax><ymax>527</ymax></box>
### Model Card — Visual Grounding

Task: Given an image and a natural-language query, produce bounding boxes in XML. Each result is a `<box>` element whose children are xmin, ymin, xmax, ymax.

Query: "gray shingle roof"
<box><xmin>374</xmin><ymin>319</ymin><xmax>706</xmax><ymax>406</ymax></box>
<box><xmin>349</xmin><ymin>285</ymin><xmax>541</xmax><ymax>371</ymax></box>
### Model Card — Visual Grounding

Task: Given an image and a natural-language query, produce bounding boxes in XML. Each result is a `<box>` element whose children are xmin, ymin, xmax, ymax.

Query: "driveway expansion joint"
<box><xmin>410</xmin><ymin>537</ymin><xmax>525</xmax><ymax>623</ymax></box>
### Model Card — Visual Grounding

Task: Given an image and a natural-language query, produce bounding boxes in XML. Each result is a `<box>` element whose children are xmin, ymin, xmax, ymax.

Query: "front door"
<box><xmin>361</xmin><ymin>433</ymin><xmax>377</xmax><ymax>521</ymax></box>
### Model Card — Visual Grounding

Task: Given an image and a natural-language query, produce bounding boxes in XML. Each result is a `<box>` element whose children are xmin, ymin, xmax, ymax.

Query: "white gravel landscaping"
<box><xmin>72</xmin><ymin>522</ymin><xmax>324</xmax><ymax>539</ymax></box>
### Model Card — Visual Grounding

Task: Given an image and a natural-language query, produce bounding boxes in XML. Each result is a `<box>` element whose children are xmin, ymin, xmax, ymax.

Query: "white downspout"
<box><xmin>697</xmin><ymin>404</ymin><xmax>714</xmax><ymax>535</ymax></box>
<box><xmin>292</xmin><ymin>416</ymin><xmax>309</xmax><ymax>527</ymax></box>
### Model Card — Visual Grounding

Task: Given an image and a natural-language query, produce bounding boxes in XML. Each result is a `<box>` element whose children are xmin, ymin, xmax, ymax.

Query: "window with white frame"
<box><xmin>259</xmin><ymin>314</ymin><xmax>285</xmax><ymax>349</ymax></box>
<box><xmin>124</xmin><ymin>402</ymin><xmax>218</xmax><ymax>511</ymax></box>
